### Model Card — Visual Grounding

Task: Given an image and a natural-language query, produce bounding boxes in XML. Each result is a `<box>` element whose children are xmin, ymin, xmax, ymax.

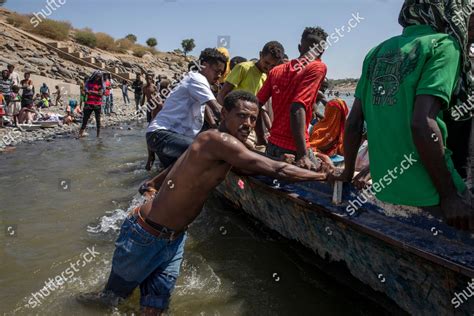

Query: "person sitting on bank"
<box><xmin>146</xmin><ymin>48</ymin><xmax>228</xmax><ymax>169</ymax></box>
<box><xmin>334</xmin><ymin>0</ymin><xmax>474</xmax><ymax>230</ymax></box>
<box><xmin>40</xmin><ymin>83</ymin><xmax>49</xmax><ymax>98</ymax></box>
<box><xmin>77</xmin><ymin>90</ymin><xmax>330</xmax><ymax>314</ymax></box>
<box><xmin>257</xmin><ymin>27</ymin><xmax>328</xmax><ymax>170</ymax></box>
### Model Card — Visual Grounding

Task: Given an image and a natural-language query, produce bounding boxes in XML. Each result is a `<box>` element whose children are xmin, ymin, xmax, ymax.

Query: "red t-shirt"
<box><xmin>85</xmin><ymin>82</ymin><xmax>103</xmax><ymax>106</ymax></box>
<box><xmin>257</xmin><ymin>57</ymin><xmax>327</xmax><ymax>151</ymax></box>
<box><xmin>104</xmin><ymin>80</ymin><xmax>111</xmax><ymax>96</ymax></box>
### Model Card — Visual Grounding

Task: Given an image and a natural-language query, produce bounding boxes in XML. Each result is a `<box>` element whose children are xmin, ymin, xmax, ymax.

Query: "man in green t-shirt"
<box><xmin>336</xmin><ymin>0</ymin><xmax>473</xmax><ymax>230</ymax></box>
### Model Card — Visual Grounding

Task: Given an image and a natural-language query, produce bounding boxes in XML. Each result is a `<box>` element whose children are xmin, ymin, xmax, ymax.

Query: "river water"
<box><xmin>0</xmin><ymin>121</ymin><xmax>390</xmax><ymax>316</ymax></box>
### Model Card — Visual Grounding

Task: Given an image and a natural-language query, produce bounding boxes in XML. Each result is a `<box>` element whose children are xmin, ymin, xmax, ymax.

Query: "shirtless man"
<box><xmin>142</xmin><ymin>73</ymin><xmax>164</xmax><ymax>171</ymax></box>
<box><xmin>141</xmin><ymin>72</ymin><xmax>162</xmax><ymax>124</ymax></box>
<box><xmin>77</xmin><ymin>90</ymin><xmax>329</xmax><ymax>315</ymax></box>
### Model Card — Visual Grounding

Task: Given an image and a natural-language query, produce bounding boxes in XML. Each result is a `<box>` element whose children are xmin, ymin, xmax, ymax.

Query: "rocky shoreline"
<box><xmin>0</xmin><ymin>102</ymin><xmax>142</xmax><ymax>152</ymax></box>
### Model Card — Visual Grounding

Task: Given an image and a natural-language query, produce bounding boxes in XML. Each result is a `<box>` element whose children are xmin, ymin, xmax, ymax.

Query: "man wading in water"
<box><xmin>77</xmin><ymin>91</ymin><xmax>330</xmax><ymax>315</ymax></box>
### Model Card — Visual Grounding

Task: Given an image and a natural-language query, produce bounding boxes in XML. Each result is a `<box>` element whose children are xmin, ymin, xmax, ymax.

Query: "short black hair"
<box><xmin>301</xmin><ymin>26</ymin><xmax>328</xmax><ymax>47</ymax></box>
<box><xmin>199</xmin><ymin>48</ymin><xmax>228</xmax><ymax>66</ymax></box>
<box><xmin>188</xmin><ymin>60</ymin><xmax>200</xmax><ymax>71</ymax></box>
<box><xmin>223</xmin><ymin>90</ymin><xmax>258</xmax><ymax>112</ymax></box>
<box><xmin>230</xmin><ymin>56</ymin><xmax>247</xmax><ymax>70</ymax></box>
<box><xmin>261</xmin><ymin>41</ymin><xmax>285</xmax><ymax>60</ymax></box>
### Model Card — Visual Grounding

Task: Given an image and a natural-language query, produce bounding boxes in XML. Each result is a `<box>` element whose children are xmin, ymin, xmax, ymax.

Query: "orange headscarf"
<box><xmin>309</xmin><ymin>98</ymin><xmax>349</xmax><ymax>156</ymax></box>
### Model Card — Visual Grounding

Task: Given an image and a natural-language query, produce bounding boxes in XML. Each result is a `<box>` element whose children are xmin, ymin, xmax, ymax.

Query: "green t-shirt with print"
<box><xmin>355</xmin><ymin>25</ymin><xmax>466</xmax><ymax>207</ymax></box>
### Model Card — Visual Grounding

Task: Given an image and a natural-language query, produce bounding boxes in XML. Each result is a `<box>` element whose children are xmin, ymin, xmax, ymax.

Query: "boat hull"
<box><xmin>216</xmin><ymin>172</ymin><xmax>474</xmax><ymax>315</ymax></box>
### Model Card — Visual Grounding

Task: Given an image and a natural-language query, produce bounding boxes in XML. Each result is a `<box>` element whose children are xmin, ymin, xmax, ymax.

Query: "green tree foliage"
<box><xmin>146</xmin><ymin>37</ymin><xmax>158</xmax><ymax>48</ymax></box>
<box><xmin>125</xmin><ymin>34</ymin><xmax>137</xmax><ymax>43</ymax></box>
<box><xmin>181</xmin><ymin>39</ymin><xmax>195</xmax><ymax>57</ymax></box>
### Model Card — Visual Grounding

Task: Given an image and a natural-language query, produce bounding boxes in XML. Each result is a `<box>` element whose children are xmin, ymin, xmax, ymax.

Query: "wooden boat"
<box><xmin>17</xmin><ymin>123</ymin><xmax>41</xmax><ymax>131</ymax></box>
<box><xmin>37</xmin><ymin>121</ymin><xmax>59</xmax><ymax>128</ymax></box>
<box><xmin>216</xmin><ymin>172</ymin><xmax>474</xmax><ymax>316</ymax></box>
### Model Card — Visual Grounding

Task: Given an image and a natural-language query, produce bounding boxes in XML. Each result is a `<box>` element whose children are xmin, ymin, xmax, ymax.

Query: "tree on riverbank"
<box><xmin>146</xmin><ymin>37</ymin><xmax>158</xmax><ymax>49</ymax></box>
<box><xmin>181</xmin><ymin>39</ymin><xmax>195</xmax><ymax>57</ymax></box>
<box><xmin>125</xmin><ymin>34</ymin><xmax>137</xmax><ymax>43</ymax></box>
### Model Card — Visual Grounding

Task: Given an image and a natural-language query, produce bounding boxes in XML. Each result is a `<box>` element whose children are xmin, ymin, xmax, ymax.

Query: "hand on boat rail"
<box><xmin>139</xmin><ymin>182</ymin><xmax>158</xmax><ymax>196</ymax></box>
<box><xmin>439</xmin><ymin>192</ymin><xmax>474</xmax><ymax>231</ymax></box>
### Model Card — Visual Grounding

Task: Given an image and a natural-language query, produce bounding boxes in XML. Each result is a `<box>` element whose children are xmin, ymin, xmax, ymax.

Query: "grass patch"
<box><xmin>96</xmin><ymin>32</ymin><xmax>116</xmax><ymax>50</ymax></box>
<box><xmin>32</xmin><ymin>19</ymin><xmax>71</xmax><ymax>41</ymax></box>
<box><xmin>7</xmin><ymin>12</ymin><xmax>71</xmax><ymax>41</ymax></box>
<box><xmin>74</xmin><ymin>28</ymin><xmax>97</xmax><ymax>48</ymax></box>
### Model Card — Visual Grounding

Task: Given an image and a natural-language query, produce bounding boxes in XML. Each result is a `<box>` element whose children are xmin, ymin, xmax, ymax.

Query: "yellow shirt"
<box><xmin>225</xmin><ymin>61</ymin><xmax>266</xmax><ymax>95</ymax></box>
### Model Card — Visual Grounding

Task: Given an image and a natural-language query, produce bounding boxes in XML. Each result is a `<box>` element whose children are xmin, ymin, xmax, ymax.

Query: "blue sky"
<box><xmin>4</xmin><ymin>0</ymin><xmax>404</xmax><ymax>79</ymax></box>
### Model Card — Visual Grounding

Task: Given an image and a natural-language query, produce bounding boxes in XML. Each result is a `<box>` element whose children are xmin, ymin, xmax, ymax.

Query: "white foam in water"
<box><xmin>87</xmin><ymin>194</ymin><xmax>147</xmax><ymax>234</ymax></box>
<box><xmin>175</xmin><ymin>257</ymin><xmax>222</xmax><ymax>296</ymax></box>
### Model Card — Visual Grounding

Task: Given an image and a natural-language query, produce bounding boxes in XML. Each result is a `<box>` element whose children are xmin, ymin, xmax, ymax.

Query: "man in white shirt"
<box><xmin>146</xmin><ymin>48</ymin><xmax>228</xmax><ymax>168</ymax></box>
<box><xmin>7</xmin><ymin>64</ymin><xmax>20</xmax><ymax>87</ymax></box>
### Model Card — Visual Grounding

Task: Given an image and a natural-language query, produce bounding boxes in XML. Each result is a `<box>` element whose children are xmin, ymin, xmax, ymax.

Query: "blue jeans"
<box><xmin>103</xmin><ymin>95</ymin><xmax>114</xmax><ymax>114</ymax></box>
<box><xmin>146</xmin><ymin>129</ymin><xmax>193</xmax><ymax>168</ymax></box>
<box><xmin>122</xmin><ymin>93</ymin><xmax>130</xmax><ymax>105</ymax></box>
<box><xmin>104</xmin><ymin>215</ymin><xmax>186</xmax><ymax>310</ymax></box>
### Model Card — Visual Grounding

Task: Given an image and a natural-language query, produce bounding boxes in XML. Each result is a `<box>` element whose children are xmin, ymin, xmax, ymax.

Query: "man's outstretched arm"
<box><xmin>210</xmin><ymin>133</ymin><xmax>327</xmax><ymax>182</ymax></box>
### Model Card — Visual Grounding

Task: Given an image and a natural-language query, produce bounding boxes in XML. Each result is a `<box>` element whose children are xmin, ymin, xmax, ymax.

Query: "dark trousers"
<box><xmin>135</xmin><ymin>93</ymin><xmax>142</xmax><ymax>111</ymax></box>
<box><xmin>81</xmin><ymin>107</ymin><xmax>101</xmax><ymax>130</ymax></box>
<box><xmin>122</xmin><ymin>93</ymin><xmax>130</xmax><ymax>104</ymax></box>
<box><xmin>146</xmin><ymin>130</ymin><xmax>193</xmax><ymax>168</ymax></box>
<box><xmin>446</xmin><ymin>116</ymin><xmax>472</xmax><ymax>179</ymax></box>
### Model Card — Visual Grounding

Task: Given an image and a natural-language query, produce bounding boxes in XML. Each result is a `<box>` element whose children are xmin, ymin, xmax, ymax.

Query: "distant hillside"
<box><xmin>328</xmin><ymin>78</ymin><xmax>358</xmax><ymax>92</ymax></box>
<box><xmin>0</xmin><ymin>7</ymin><xmax>190</xmax><ymax>85</ymax></box>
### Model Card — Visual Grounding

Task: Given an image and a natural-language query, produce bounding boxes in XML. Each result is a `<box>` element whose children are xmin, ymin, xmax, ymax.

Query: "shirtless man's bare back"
<box><xmin>77</xmin><ymin>90</ymin><xmax>328</xmax><ymax>315</ymax></box>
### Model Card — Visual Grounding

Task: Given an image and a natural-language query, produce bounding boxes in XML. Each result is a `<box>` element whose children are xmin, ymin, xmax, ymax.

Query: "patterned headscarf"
<box><xmin>399</xmin><ymin>0</ymin><xmax>473</xmax><ymax>110</ymax></box>
<box><xmin>86</xmin><ymin>70</ymin><xmax>105</xmax><ymax>91</ymax></box>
